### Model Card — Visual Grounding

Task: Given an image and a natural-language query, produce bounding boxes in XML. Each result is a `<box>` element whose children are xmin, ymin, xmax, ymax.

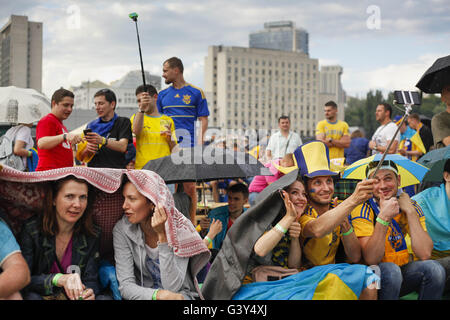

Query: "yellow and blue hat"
<box><xmin>273</xmin><ymin>141</ymin><xmax>339</xmax><ymax>178</ymax></box>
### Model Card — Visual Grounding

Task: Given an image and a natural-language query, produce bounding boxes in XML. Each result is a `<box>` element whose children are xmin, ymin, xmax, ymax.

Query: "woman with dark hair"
<box><xmin>19</xmin><ymin>175</ymin><xmax>101</xmax><ymax>300</ymax></box>
<box><xmin>113</xmin><ymin>175</ymin><xmax>210</xmax><ymax>300</ymax></box>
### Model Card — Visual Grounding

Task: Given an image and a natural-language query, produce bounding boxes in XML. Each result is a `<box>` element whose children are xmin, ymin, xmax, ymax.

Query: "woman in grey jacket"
<box><xmin>113</xmin><ymin>174</ymin><xmax>210</xmax><ymax>300</ymax></box>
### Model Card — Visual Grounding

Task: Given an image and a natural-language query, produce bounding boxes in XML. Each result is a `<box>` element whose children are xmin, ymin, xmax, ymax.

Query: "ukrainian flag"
<box><xmin>232</xmin><ymin>263</ymin><xmax>378</xmax><ymax>300</ymax></box>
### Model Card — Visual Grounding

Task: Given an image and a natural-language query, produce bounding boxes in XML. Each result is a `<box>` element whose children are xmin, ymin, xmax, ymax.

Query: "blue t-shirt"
<box><xmin>344</xmin><ymin>137</ymin><xmax>369</xmax><ymax>165</ymax></box>
<box><xmin>0</xmin><ymin>219</ymin><xmax>21</xmax><ymax>267</ymax></box>
<box><xmin>157</xmin><ymin>84</ymin><xmax>209</xmax><ymax>147</ymax></box>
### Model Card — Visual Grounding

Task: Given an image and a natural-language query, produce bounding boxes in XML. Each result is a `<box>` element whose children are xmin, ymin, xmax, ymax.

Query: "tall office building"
<box><xmin>71</xmin><ymin>70</ymin><xmax>161</xmax><ymax>109</ymax></box>
<box><xmin>204</xmin><ymin>45</ymin><xmax>320</xmax><ymax>137</ymax></box>
<box><xmin>0</xmin><ymin>15</ymin><xmax>43</xmax><ymax>92</ymax></box>
<box><xmin>249</xmin><ymin>21</ymin><xmax>309</xmax><ymax>55</ymax></box>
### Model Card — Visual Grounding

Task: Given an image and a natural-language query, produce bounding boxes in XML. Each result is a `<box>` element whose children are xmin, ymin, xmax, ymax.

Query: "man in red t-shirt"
<box><xmin>35</xmin><ymin>88</ymin><xmax>82</xmax><ymax>171</ymax></box>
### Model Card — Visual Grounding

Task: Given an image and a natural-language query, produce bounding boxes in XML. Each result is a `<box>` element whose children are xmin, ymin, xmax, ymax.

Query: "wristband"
<box><xmin>274</xmin><ymin>223</ymin><xmax>287</xmax><ymax>234</ymax></box>
<box><xmin>376</xmin><ymin>216</ymin><xmax>390</xmax><ymax>227</ymax></box>
<box><xmin>152</xmin><ymin>289</ymin><xmax>159</xmax><ymax>301</ymax></box>
<box><xmin>52</xmin><ymin>273</ymin><xmax>63</xmax><ymax>287</ymax></box>
<box><xmin>204</xmin><ymin>236</ymin><xmax>212</xmax><ymax>245</ymax></box>
<box><xmin>27</xmin><ymin>150</ymin><xmax>32</xmax><ymax>157</ymax></box>
<box><xmin>342</xmin><ymin>226</ymin><xmax>354</xmax><ymax>236</ymax></box>
<box><xmin>63</xmin><ymin>133</ymin><xmax>67</xmax><ymax>142</ymax></box>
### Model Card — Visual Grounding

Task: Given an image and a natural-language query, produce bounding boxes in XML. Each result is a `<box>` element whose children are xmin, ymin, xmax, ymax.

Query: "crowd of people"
<box><xmin>0</xmin><ymin>56</ymin><xmax>449</xmax><ymax>301</ymax></box>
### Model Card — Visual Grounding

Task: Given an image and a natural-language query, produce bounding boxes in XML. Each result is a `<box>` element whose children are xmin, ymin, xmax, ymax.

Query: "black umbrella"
<box><xmin>143</xmin><ymin>146</ymin><xmax>272</xmax><ymax>213</ymax></box>
<box><xmin>143</xmin><ymin>146</ymin><xmax>271</xmax><ymax>183</ymax></box>
<box><xmin>416</xmin><ymin>54</ymin><xmax>450</xmax><ymax>93</ymax></box>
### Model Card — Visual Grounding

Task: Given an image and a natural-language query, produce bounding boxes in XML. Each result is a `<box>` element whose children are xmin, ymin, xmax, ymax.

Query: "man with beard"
<box><xmin>369</xmin><ymin>103</ymin><xmax>400</xmax><ymax>155</ymax></box>
<box><xmin>157</xmin><ymin>57</ymin><xmax>210</xmax><ymax>224</ymax></box>
<box><xmin>350</xmin><ymin>160</ymin><xmax>446</xmax><ymax>299</ymax></box>
<box><xmin>315</xmin><ymin>101</ymin><xmax>350</xmax><ymax>160</ymax></box>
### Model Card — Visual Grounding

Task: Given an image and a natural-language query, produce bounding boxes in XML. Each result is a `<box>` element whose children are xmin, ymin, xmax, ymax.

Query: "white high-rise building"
<box><xmin>0</xmin><ymin>15</ymin><xmax>43</xmax><ymax>92</ymax></box>
<box><xmin>204</xmin><ymin>45</ymin><xmax>320</xmax><ymax>137</ymax></box>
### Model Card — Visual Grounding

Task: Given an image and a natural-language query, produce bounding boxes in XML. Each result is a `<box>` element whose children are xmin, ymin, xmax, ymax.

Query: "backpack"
<box><xmin>0</xmin><ymin>134</ymin><xmax>26</xmax><ymax>171</ymax></box>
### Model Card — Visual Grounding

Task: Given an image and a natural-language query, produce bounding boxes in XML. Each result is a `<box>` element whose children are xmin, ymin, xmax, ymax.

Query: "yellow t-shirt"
<box><xmin>315</xmin><ymin>120</ymin><xmax>349</xmax><ymax>159</ymax></box>
<box><xmin>350</xmin><ymin>200</ymin><xmax>427</xmax><ymax>266</ymax></box>
<box><xmin>130</xmin><ymin>113</ymin><xmax>177</xmax><ymax>169</ymax></box>
<box><xmin>299</xmin><ymin>204</ymin><xmax>342</xmax><ymax>266</ymax></box>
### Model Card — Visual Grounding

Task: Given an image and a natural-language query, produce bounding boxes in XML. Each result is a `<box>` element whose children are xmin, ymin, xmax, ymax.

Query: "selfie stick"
<box><xmin>129</xmin><ymin>12</ymin><xmax>146</xmax><ymax>86</ymax></box>
<box><xmin>369</xmin><ymin>100</ymin><xmax>413</xmax><ymax>179</ymax></box>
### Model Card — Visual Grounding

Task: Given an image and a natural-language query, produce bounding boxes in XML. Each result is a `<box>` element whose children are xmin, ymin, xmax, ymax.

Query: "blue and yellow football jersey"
<box><xmin>157</xmin><ymin>83</ymin><xmax>209</xmax><ymax>147</ymax></box>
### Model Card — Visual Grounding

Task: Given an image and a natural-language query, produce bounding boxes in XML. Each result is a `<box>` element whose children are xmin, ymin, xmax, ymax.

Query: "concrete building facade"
<box><xmin>204</xmin><ymin>45</ymin><xmax>320</xmax><ymax>137</ymax></box>
<box><xmin>0</xmin><ymin>15</ymin><xmax>43</xmax><ymax>92</ymax></box>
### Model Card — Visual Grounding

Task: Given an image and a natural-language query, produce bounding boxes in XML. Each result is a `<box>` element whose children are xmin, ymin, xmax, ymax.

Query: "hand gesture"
<box><xmin>288</xmin><ymin>221</ymin><xmax>302</xmax><ymax>238</ymax></box>
<box><xmin>280</xmin><ymin>190</ymin><xmax>297</xmax><ymax>222</ymax></box>
<box><xmin>67</xmin><ymin>133</ymin><xmax>82</xmax><ymax>145</ymax></box>
<box><xmin>207</xmin><ymin>218</ymin><xmax>223</xmax><ymax>239</ymax></box>
<box><xmin>397</xmin><ymin>192</ymin><xmax>414</xmax><ymax>213</ymax></box>
<box><xmin>151</xmin><ymin>204</ymin><xmax>168</xmax><ymax>236</ymax></box>
<box><xmin>84</xmin><ymin>131</ymin><xmax>103</xmax><ymax>145</ymax></box>
<box><xmin>58</xmin><ymin>273</ymin><xmax>84</xmax><ymax>300</ymax></box>
<box><xmin>379</xmin><ymin>197</ymin><xmax>400</xmax><ymax>222</ymax></box>
<box><xmin>349</xmin><ymin>179</ymin><xmax>375</xmax><ymax>205</ymax></box>
<box><xmin>138</xmin><ymin>92</ymin><xmax>151</xmax><ymax>112</ymax></box>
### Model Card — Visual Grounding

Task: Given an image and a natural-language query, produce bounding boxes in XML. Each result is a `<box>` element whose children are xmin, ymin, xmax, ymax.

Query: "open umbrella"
<box><xmin>342</xmin><ymin>154</ymin><xmax>429</xmax><ymax>188</ymax></box>
<box><xmin>0</xmin><ymin>86</ymin><xmax>51</xmax><ymax>124</ymax></box>
<box><xmin>416</xmin><ymin>54</ymin><xmax>450</xmax><ymax>93</ymax></box>
<box><xmin>143</xmin><ymin>146</ymin><xmax>271</xmax><ymax>183</ymax></box>
<box><xmin>143</xmin><ymin>146</ymin><xmax>272</xmax><ymax>214</ymax></box>
<box><xmin>417</xmin><ymin>145</ymin><xmax>450</xmax><ymax>182</ymax></box>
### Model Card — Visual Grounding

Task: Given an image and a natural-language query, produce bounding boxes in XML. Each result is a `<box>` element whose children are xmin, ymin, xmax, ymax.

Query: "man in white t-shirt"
<box><xmin>266</xmin><ymin>115</ymin><xmax>302</xmax><ymax>160</ymax></box>
<box><xmin>4</xmin><ymin>123</ymin><xmax>34</xmax><ymax>170</ymax></box>
<box><xmin>369</xmin><ymin>103</ymin><xmax>400</xmax><ymax>155</ymax></box>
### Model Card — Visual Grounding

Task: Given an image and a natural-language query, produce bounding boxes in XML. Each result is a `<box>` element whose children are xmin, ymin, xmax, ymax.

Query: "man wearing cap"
<box><xmin>294</xmin><ymin>142</ymin><xmax>376</xmax><ymax>271</ymax></box>
<box><xmin>350</xmin><ymin>160</ymin><xmax>446</xmax><ymax>299</ymax></box>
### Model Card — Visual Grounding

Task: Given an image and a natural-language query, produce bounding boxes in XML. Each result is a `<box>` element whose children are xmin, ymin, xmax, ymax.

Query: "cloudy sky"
<box><xmin>1</xmin><ymin>0</ymin><xmax>450</xmax><ymax>99</ymax></box>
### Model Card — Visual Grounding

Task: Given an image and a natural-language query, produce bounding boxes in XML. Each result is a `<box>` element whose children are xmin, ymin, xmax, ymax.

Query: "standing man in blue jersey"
<box><xmin>157</xmin><ymin>57</ymin><xmax>210</xmax><ymax>224</ymax></box>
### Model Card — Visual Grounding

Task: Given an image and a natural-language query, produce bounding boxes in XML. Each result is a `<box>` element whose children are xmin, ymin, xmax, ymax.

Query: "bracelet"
<box><xmin>274</xmin><ymin>223</ymin><xmax>287</xmax><ymax>234</ymax></box>
<box><xmin>342</xmin><ymin>226</ymin><xmax>354</xmax><ymax>236</ymax></box>
<box><xmin>52</xmin><ymin>273</ymin><xmax>63</xmax><ymax>287</ymax></box>
<box><xmin>204</xmin><ymin>236</ymin><xmax>212</xmax><ymax>245</ymax></box>
<box><xmin>27</xmin><ymin>150</ymin><xmax>32</xmax><ymax>157</ymax></box>
<box><xmin>152</xmin><ymin>289</ymin><xmax>159</xmax><ymax>301</ymax></box>
<box><xmin>63</xmin><ymin>133</ymin><xmax>67</xmax><ymax>142</ymax></box>
<box><xmin>376</xmin><ymin>216</ymin><xmax>390</xmax><ymax>227</ymax></box>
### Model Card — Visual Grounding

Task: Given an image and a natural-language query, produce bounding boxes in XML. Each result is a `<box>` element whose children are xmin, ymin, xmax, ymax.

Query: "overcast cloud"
<box><xmin>1</xmin><ymin>0</ymin><xmax>449</xmax><ymax>99</ymax></box>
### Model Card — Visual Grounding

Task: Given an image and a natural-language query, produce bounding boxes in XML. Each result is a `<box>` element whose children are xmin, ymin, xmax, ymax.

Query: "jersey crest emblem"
<box><xmin>183</xmin><ymin>95</ymin><xmax>191</xmax><ymax>105</ymax></box>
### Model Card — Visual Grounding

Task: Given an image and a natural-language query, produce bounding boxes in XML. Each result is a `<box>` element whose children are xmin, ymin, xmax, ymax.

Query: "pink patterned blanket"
<box><xmin>0</xmin><ymin>165</ymin><xmax>209</xmax><ymax>264</ymax></box>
